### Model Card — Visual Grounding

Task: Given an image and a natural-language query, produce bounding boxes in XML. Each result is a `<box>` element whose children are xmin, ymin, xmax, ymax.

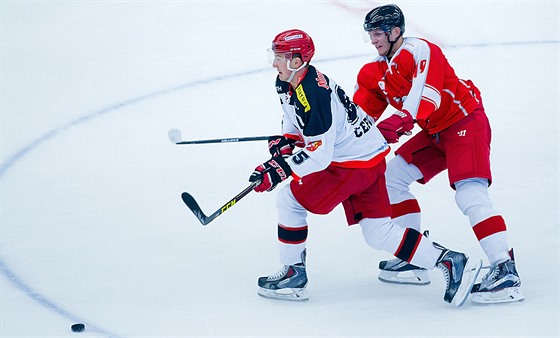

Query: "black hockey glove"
<box><xmin>249</xmin><ymin>157</ymin><xmax>292</xmax><ymax>192</ymax></box>
<box><xmin>268</xmin><ymin>135</ymin><xmax>296</xmax><ymax>158</ymax></box>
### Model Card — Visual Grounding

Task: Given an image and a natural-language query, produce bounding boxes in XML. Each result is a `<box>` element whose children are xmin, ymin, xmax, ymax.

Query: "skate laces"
<box><xmin>436</xmin><ymin>248</ymin><xmax>451</xmax><ymax>289</ymax></box>
<box><xmin>387</xmin><ymin>258</ymin><xmax>403</xmax><ymax>266</ymax></box>
<box><xmin>486</xmin><ymin>266</ymin><xmax>500</xmax><ymax>281</ymax></box>
<box><xmin>268</xmin><ymin>265</ymin><xmax>289</xmax><ymax>280</ymax></box>
<box><xmin>484</xmin><ymin>261</ymin><xmax>505</xmax><ymax>283</ymax></box>
<box><xmin>437</xmin><ymin>262</ymin><xmax>451</xmax><ymax>291</ymax></box>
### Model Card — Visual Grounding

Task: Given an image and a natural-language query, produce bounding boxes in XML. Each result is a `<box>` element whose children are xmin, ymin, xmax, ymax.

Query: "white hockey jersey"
<box><xmin>276</xmin><ymin>65</ymin><xmax>390</xmax><ymax>179</ymax></box>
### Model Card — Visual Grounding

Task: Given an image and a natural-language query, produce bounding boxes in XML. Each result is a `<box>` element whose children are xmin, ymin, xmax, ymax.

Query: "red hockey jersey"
<box><xmin>354</xmin><ymin>37</ymin><xmax>482</xmax><ymax>134</ymax></box>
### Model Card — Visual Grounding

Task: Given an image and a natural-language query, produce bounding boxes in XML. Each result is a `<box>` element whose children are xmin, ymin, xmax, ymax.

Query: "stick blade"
<box><xmin>181</xmin><ymin>192</ymin><xmax>210</xmax><ymax>225</ymax></box>
<box><xmin>168</xmin><ymin>129</ymin><xmax>183</xmax><ymax>144</ymax></box>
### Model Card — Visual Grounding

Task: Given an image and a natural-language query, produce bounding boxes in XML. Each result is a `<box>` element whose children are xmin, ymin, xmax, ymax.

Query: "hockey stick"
<box><xmin>181</xmin><ymin>181</ymin><xmax>259</xmax><ymax>225</ymax></box>
<box><xmin>168</xmin><ymin>129</ymin><xmax>269</xmax><ymax>145</ymax></box>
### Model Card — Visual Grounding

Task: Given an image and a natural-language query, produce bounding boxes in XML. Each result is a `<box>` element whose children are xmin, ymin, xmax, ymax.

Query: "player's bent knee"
<box><xmin>359</xmin><ymin>217</ymin><xmax>394</xmax><ymax>250</ymax></box>
<box><xmin>276</xmin><ymin>185</ymin><xmax>308</xmax><ymax>226</ymax></box>
<box><xmin>386</xmin><ymin>155</ymin><xmax>422</xmax><ymax>191</ymax></box>
<box><xmin>454</xmin><ymin>178</ymin><xmax>497</xmax><ymax>222</ymax></box>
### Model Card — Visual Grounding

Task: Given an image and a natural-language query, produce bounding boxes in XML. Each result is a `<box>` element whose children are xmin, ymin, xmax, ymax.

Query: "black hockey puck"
<box><xmin>71</xmin><ymin>323</ymin><xmax>85</xmax><ymax>332</ymax></box>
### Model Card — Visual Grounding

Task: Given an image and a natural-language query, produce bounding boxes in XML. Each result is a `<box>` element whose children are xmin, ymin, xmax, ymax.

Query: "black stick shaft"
<box><xmin>175</xmin><ymin>136</ymin><xmax>270</xmax><ymax>145</ymax></box>
<box><xmin>181</xmin><ymin>181</ymin><xmax>258</xmax><ymax>225</ymax></box>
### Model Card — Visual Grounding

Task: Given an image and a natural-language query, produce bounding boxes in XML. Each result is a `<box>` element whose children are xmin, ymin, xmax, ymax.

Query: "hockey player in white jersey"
<box><xmin>248</xmin><ymin>29</ymin><xmax>482</xmax><ymax>306</ymax></box>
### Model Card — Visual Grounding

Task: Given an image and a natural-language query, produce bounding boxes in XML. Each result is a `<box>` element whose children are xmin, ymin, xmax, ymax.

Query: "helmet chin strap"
<box><xmin>385</xmin><ymin>33</ymin><xmax>397</xmax><ymax>59</ymax></box>
<box><xmin>286</xmin><ymin>59</ymin><xmax>308</xmax><ymax>83</ymax></box>
<box><xmin>385</xmin><ymin>29</ymin><xmax>403</xmax><ymax>60</ymax></box>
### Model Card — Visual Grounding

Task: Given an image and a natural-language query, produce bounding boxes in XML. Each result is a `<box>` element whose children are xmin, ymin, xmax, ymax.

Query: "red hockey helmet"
<box><xmin>271</xmin><ymin>29</ymin><xmax>315</xmax><ymax>63</ymax></box>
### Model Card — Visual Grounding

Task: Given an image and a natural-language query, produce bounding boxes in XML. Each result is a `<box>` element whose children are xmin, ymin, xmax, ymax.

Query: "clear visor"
<box><xmin>362</xmin><ymin>29</ymin><xmax>372</xmax><ymax>43</ymax></box>
<box><xmin>267</xmin><ymin>48</ymin><xmax>292</xmax><ymax>64</ymax></box>
<box><xmin>362</xmin><ymin>29</ymin><xmax>389</xmax><ymax>43</ymax></box>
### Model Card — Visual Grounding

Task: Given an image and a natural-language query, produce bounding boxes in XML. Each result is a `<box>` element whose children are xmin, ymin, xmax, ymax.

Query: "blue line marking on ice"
<box><xmin>0</xmin><ymin>260</ymin><xmax>121</xmax><ymax>337</ymax></box>
<box><xmin>0</xmin><ymin>52</ymin><xmax>373</xmax><ymax>178</ymax></box>
<box><xmin>0</xmin><ymin>62</ymin><xmax>288</xmax><ymax>338</ymax></box>
<box><xmin>0</xmin><ymin>40</ymin><xmax>557</xmax><ymax>335</ymax></box>
<box><xmin>0</xmin><ymin>68</ymin><xmax>265</xmax><ymax>177</ymax></box>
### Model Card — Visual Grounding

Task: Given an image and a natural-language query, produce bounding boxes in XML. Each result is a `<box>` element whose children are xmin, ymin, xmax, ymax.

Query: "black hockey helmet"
<box><xmin>363</xmin><ymin>4</ymin><xmax>405</xmax><ymax>34</ymax></box>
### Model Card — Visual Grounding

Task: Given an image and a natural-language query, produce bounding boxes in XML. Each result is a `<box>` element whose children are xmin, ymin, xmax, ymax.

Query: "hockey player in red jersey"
<box><xmin>353</xmin><ymin>4</ymin><xmax>523</xmax><ymax>304</ymax></box>
<box><xmin>248</xmin><ymin>29</ymin><xmax>482</xmax><ymax>306</ymax></box>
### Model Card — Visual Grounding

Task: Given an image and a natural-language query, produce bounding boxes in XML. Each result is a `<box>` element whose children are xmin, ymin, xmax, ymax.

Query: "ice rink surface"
<box><xmin>1</xmin><ymin>1</ymin><xmax>559</xmax><ymax>337</ymax></box>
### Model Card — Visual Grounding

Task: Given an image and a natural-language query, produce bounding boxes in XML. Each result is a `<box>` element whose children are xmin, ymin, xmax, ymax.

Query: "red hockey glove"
<box><xmin>377</xmin><ymin>110</ymin><xmax>414</xmax><ymax>143</ymax></box>
<box><xmin>249</xmin><ymin>157</ymin><xmax>292</xmax><ymax>193</ymax></box>
<box><xmin>268</xmin><ymin>135</ymin><xmax>296</xmax><ymax>158</ymax></box>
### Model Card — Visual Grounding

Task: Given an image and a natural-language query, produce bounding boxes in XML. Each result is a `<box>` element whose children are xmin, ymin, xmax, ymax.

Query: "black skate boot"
<box><xmin>435</xmin><ymin>243</ymin><xmax>482</xmax><ymax>307</ymax></box>
<box><xmin>471</xmin><ymin>249</ymin><xmax>524</xmax><ymax>304</ymax></box>
<box><xmin>258</xmin><ymin>250</ymin><xmax>308</xmax><ymax>301</ymax></box>
<box><xmin>378</xmin><ymin>258</ymin><xmax>430</xmax><ymax>285</ymax></box>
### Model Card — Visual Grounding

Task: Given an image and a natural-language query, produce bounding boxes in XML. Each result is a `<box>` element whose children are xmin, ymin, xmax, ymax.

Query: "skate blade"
<box><xmin>257</xmin><ymin>287</ymin><xmax>309</xmax><ymax>302</ymax></box>
<box><xmin>471</xmin><ymin>286</ymin><xmax>524</xmax><ymax>305</ymax></box>
<box><xmin>378</xmin><ymin>270</ymin><xmax>431</xmax><ymax>285</ymax></box>
<box><xmin>452</xmin><ymin>259</ymin><xmax>483</xmax><ymax>307</ymax></box>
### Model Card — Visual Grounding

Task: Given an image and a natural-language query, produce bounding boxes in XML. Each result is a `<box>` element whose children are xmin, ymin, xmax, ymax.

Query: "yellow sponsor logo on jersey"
<box><xmin>295</xmin><ymin>84</ymin><xmax>311</xmax><ymax>113</ymax></box>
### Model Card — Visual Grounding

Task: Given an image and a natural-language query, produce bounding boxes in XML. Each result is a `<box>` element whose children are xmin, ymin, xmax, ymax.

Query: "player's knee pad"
<box><xmin>276</xmin><ymin>185</ymin><xmax>308</xmax><ymax>226</ymax></box>
<box><xmin>454</xmin><ymin>178</ymin><xmax>498</xmax><ymax>225</ymax></box>
<box><xmin>386</xmin><ymin>155</ymin><xmax>423</xmax><ymax>203</ymax></box>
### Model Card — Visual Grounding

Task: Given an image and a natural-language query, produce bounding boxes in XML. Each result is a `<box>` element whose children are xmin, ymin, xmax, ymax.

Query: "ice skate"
<box><xmin>378</xmin><ymin>258</ymin><xmax>430</xmax><ymax>285</ymax></box>
<box><xmin>257</xmin><ymin>263</ymin><xmax>308</xmax><ymax>301</ymax></box>
<box><xmin>258</xmin><ymin>250</ymin><xmax>308</xmax><ymax>302</ymax></box>
<box><xmin>471</xmin><ymin>249</ymin><xmax>524</xmax><ymax>305</ymax></box>
<box><xmin>435</xmin><ymin>243</ymin><xmax>482</xmax><ymax>307</ymax></box>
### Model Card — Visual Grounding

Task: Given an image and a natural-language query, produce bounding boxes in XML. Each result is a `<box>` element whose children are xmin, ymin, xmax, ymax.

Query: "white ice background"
<box><xmin>1</xmin><ymin>1</ymin><xmax>559</xmax><ymax>337</ymax></box>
